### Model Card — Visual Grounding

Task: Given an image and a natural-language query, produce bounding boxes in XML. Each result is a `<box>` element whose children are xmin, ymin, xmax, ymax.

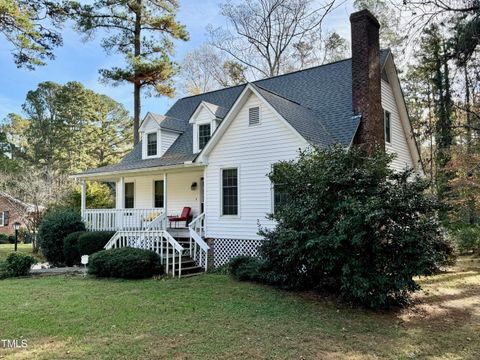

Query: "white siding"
<box><xmin>161</xmin><ymin>130</ymin><xmax>179</xmax><ymax>155</ymax></box>
<box><xmin>382</xmin><ymin>80</ymin><xmax>414</xmax><ymax>171</ymax></box>
<box><xmin>205</xmin><ymin>93</ymin><xmax>308</xmax><ymax>240</ymax></box>
<box><xmin>141</xmin><ymin>116</ymin><xmax>159</xmax><ymax>133</ymax></box>
<box><xmin>118</xmin><ymin>170</ymin><xmax>204</xmax><ymax>217</ymax></box>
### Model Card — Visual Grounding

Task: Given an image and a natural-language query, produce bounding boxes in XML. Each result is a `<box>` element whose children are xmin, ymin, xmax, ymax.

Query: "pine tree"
<box><xmin>74</xmin><ymin>0</ymin><xmax>189</xmax><ymax>144</ymax></box>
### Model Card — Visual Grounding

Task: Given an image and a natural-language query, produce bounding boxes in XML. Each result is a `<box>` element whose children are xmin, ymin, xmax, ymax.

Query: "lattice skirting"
<box><xmin>210</xmin><ymin>238</ymin><xmax>263</xmax><ymax>268</ymax></box>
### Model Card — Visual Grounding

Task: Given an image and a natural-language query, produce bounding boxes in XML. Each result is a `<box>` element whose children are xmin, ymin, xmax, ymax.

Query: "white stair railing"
<box><xmin>188</xmin><ymin>213</ymin><xmax>210</xmax><ymax>270</ymax></box>
<box><xmin>104</xmin><ymin>229</ymin><xmax>185</xmax><ymax>278</ymax></box>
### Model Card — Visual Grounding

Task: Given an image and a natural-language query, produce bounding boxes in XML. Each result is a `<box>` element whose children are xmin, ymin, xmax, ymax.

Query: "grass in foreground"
<box><xmin>0</xmin><ymin>257</ymin><xmax>479</xmax><ymax>359</ymax></box>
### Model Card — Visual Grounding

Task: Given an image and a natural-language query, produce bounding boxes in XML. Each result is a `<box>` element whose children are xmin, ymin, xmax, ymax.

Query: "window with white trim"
<box><xmin>125</xmin><ymin>183</ymin><xmax>134</xmax><ymax>209</ymax></box>
<box><xmin>0</xmin><ymin>211</ymin><xmax>9</xmax><ymax>227</ymax></box>
<box><xmin>221</xmin><ymin>168</ymin><xmax>238</xmax><ymax>216</ymax></box>
<box><xmin>249</xmin><ymin>106</ymin><xmax>260</xmax><ymax>126</ymax></box>
<box><xmin>198</xmin><ymin>123</ymin><xmax>211</xmax><ymax>150</ymax></box>
<box><xmin>384</xmin><ymin>110</ymin><xmax>391</xmax><ymax>143</ymax></box>
<box><xmin>154</xmin><ymin>180</ymin><xmax>164</xmax><ymax>208</ymax></box>
<box><xmin>271</xmin><ymin>164</ymin><xmax>288</xmax><ymax>213</ymax></box>
<box><xmin>147</xmin><ymin>132</ymin><xmax>157</xmax><ymax>156</ymax></box>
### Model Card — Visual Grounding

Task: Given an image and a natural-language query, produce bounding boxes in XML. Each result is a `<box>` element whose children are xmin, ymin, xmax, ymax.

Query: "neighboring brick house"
<box><xmin>0</xmin><ymin>193</ymin><xmax>31</xmax><ymax>236</ymax></box>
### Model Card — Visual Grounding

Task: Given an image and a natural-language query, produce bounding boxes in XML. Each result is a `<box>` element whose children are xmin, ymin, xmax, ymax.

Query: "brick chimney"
<box><xmin>350</xmin><ymin>10</ymin><xmax>384</xmax><ymax>153</ymax></box>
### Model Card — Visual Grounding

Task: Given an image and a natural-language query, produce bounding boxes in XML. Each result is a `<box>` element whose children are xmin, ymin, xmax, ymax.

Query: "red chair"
<box><xmin>168</xmin><ymin>207</ymin><xmax>191</xmax><ymax>228</ymax></box>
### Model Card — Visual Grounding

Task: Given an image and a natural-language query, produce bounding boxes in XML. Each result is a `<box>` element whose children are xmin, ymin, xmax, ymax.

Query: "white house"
<box><xmin>73</xmin><ymin>10</ymin><xmax>421</xmax><ymax>277</ymax></box>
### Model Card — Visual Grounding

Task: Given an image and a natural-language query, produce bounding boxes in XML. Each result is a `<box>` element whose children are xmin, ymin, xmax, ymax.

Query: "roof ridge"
<box><xmin>251</xmin><ymin>83</ymin><xmax>304</xmax><ymax>106</ymax></box>
<box><xmin>174</xmin><ymin>49</ymin><xmax>391</xmax><ymax>103</ymax></box>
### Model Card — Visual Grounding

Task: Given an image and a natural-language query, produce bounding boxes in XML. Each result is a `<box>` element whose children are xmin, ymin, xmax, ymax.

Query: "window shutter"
<box><xmin>249</xmin><ymin>107</ymin><xmax>260</xmax><ymax>126</ymax></box>
<box><xmin>4</xmin><ymin>211</ymin><xmax>9</xmax><ymax>226</ymax></box>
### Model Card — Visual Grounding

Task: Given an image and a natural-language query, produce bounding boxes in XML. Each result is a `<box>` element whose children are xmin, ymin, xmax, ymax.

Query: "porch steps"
<box><xmin>163</xmin><ymin>256</ymin><xmax>204</xmax><ymax>276</ymax></box>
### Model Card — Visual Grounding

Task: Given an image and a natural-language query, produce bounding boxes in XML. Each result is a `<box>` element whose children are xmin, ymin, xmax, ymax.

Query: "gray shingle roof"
<box><xmin>78</xmin><ymin>50</ymin><xmax>390</xmax><ymax>176</ymax></box>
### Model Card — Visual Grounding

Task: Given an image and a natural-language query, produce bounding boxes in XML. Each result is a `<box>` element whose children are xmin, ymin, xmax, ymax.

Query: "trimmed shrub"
<box><xmin>0</xmin><ymin>253</ymin><xmax>37</xmax><ymax>279</ymax></box>
<box><xmin>228</xmin><ymin>256</ymin><xmax>264</xmax><ymax>281</ymax></box>
<box><xmin>0</xmin><ymin>234</ymin><xmax>9</xmax><ymax>244</ymax></box>
<box><xmin>452</xmin><ymin>225</ymin><xmax>480</xmax><ymax>255</ymax></box>
<box><xmin>258</xmin><ymin>147</ymin><xmax>455</xmax><ymax>308</ymax></box>
<box><xmin>37</xmin><ymin>211</ymin><xmax>85</xmax><ymax>266</ymax></box>
<box><xmin>8</xmin><ymin>235</ymin><xmax>15</xmax><ymax>244</ymax></box>
<box><xmin>77</xmin><ymin>231</ymin><xmax>115</xmax><ymax>256</ymax></box>
<box><xmin>88</xmin><ymin>247</ymin><xmax>163</xmax><ymax>279</ymax></box>
<box><xmin>63</xmin><ymin>231</ymin><xmax>86</xmax><ymax>266</ymax></box>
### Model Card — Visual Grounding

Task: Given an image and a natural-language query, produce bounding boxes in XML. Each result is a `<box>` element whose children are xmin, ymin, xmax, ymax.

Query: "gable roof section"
<box><xmin>252</xmin><ymin>84</ymin><xmax>336</xmax><ymax>147</ymax></box>
<box><xmin>76</xmin><ymin>50</ymin><xmax>393</xmax><ymax>176</ymax></box>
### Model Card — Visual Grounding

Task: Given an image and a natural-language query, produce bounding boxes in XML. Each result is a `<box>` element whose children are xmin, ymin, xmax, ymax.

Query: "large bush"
<box><xmin>77</xmin><ymin>231</ymin><xmax>115</xmax><ymax>256</ymax></box>
<box><xmin>37</xmin><ymin>210</ymin><xmax>85</xmax><ymax>266</ymax></box>
<box><xmin>228</xmin><ymin>256</ymin><xmax>264</xmax><ymax>281</ymax></box>
<box><xmin>258</xmin><ymin>147</ymin><xmax>455</xmax><ymax>308</ymax></box>
<box><xmin>88</xmin><ymin>247</ymin><xmax>162</xmax><ymax>279</ymax></box>
<box><xmin>453</xmin><ymin>225</ymin><xmax>480</xmax><ymax>255</ymax></box>
<box><xmin>63</xmin><ymin>231</ymin><xmax>86</xmax><ymax>266</ymax></box>
<box><xmin>0</xmin><ymin>253</ymin><xmax>37</xmax><ymax>279</ymax></box>
<box><xmin>0</xmin><ymin>234</ymin><xmax>9</xmax><ymax>244</ymax></box>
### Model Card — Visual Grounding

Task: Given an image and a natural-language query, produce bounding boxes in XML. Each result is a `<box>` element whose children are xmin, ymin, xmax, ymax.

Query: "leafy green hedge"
<box><xmin>88</xmin><ymin>247</ymin><xmax>163</xmax><ymax>279</ymax></box>
<box><xmin>63</xmin><ymin>231</ymin><xmax>86</xmax><ymax>266</ymax></box>
<box><xmin>38</xmin><ymin>211</ymin><xmax>85</xmax><ymax>266</ymax></box>
<box><xmin>77</xmin><ymin>231</ymin><xmax>115</xmax><ymax>256</ymax></box>
<box><xmin>228</xmin><ymin>256</ymin><xmax>264</xmax><ymax>281</ymax></box>
<box><xmin>0</xmin><ymin>253</ymin><xmax>37</xmax><ymax>279</ymax></box>
<box><xmin>253</xmin><ymin>147</ymin><xmax>455</xmax><ymax>308</ymax></box>
<box><xmin>0</xmin><ymin>234</ymin><xmax>10</xmax><ymax>244</ymax></box>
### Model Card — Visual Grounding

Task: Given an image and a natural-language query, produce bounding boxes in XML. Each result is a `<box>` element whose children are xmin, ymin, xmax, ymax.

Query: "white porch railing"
<box><xmin>104</xmin><ymin>229</ymin><xmax>185</xmax><ymax>278</ymax></box>
<box><xmin>82</xmin><ymin>208</ymin><xmax>165</xmax><ymax>231</ymax></box>
<box><xmin>188</xmin><ymin>213</ymin><xmax>209</xmax><ymax>270</ymax></box>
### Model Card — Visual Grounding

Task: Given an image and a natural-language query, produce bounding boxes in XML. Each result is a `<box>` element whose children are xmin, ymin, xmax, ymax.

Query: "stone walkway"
<box><xmin>30</xmin><ymin>266</ymin><xmax>87</xmax><ymax>275</ymax></box>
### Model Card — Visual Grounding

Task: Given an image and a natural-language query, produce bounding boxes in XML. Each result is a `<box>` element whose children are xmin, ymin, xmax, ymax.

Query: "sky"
<box><xmin>0</xmin><ymin>0</ymin><xmax>355</xmax><ymax>122</ymax></box>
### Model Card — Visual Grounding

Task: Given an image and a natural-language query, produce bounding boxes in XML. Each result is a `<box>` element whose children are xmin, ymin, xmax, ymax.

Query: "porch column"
<box><xmin>163</xmin><ymin>173</ymin><xmax>168</xmax><ymax>215</ymax></box>
<box><xmin>117</xmin><ymin>176</ymin><xmax>125</xmax><ymax>209</ymax></box>
<box><xmin>80</xmin><ymin>181</ymin><xmax>87</xmax><ymax>216</ymax></box>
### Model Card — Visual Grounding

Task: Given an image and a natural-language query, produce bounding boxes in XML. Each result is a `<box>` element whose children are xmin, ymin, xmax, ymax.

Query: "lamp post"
<box><xmin>13</xmin><ymin>222</ymin><xmax>21</xmax><ymax>252</ymax></box>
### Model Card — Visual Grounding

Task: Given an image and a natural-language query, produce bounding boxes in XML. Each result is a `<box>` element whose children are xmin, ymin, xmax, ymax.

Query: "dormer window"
<box><xmin>147</xmin><ymin>133</ymin><xmax>157</xmax><ymax>156</ymax></box>
<box><xmin>198</xmin><ymin>123</ymin><xmax>211</xmax><ymax>150</ymax></box>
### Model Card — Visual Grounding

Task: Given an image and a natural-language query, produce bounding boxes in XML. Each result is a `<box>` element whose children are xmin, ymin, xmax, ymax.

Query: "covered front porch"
<box><xmin>78</xmin><ymin>165</ymin><xmax>206</xmax><ymax>233</ymax></box>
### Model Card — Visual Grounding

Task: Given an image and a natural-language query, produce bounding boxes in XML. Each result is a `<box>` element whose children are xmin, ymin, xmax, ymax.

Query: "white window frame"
<box><xmin>220</xmin><ymin>166</ymin><xmax>240</xmax><ymax>218</ymax></box>
<box><xmin>248</xmin><ymin>106</ymin><xmax>261</xmax><ymax>126</ymax></box>
<box><xmin>124</xmin><ymin>181</ymin><xmax>135</xmax><ymax>209</ymax></box>
<box><xmin>142</xmin><ymin>131</ymin><xmax>161</xmax><ymax>159</ymax></box>
<box><xmin>193</xmin><ymin>120</ymin><xmax>214</xmax><ymax>153</ymax></box>
<box><xmin>384</xmin><ymin>110</ymin><xmax>392</xmax><ymax>144</ymax></box>
<box><xmin>198</xmin><ymin>123</ymin><xmax>212</xmax><ymax>151</ymax></box>
<box><xmin>152</xmin><ymin>179</ymin><xmax>165</xmax><ymax>209</ymax></box>
<box><xmin>0</xmin><ymin>212</ymin><xmax>4</xmax><ymax>227</ymax></box>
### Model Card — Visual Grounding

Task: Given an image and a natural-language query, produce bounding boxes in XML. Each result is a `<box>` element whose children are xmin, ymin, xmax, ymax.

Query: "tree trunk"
<box><xmin>133</xmin><ymin>0</ymin><xmax>142</xmax><ymax>145</ymax></box>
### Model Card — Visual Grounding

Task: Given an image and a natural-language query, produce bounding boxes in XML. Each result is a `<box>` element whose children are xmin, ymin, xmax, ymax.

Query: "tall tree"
<box><xmin>4</xmin><ymin>81</ymin><xmax>133</xmax><ymax>175</ymax></box>
<box><xmin>74</xmin><ymin>0</ymin><xmax>189</xmax><ymax>144</ymax></box>
<box><xmin>180</xmin><ymin>44</ymin><xmax>247</xmax><ymax>95</ymax></box>
<box><xmin>208</xmin><ymin>0</ymin><xmax>338</xmax><ymax>78</ymax></box>
<box><xmin>0</xmin><ymin>0</ymin><xmax>73</xmax><ymax>69</ymax></box>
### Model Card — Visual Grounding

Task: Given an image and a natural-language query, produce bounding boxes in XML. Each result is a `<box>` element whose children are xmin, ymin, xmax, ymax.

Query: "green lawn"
<box><xmin>0</xmin><ymin>243</ymin><xmax>38</xmax><ymax>261</ymax></box>
<box><xmin>0</xmin><ymin>258</ymin><xmax>479</xmax><ymax>359</ymax></box>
